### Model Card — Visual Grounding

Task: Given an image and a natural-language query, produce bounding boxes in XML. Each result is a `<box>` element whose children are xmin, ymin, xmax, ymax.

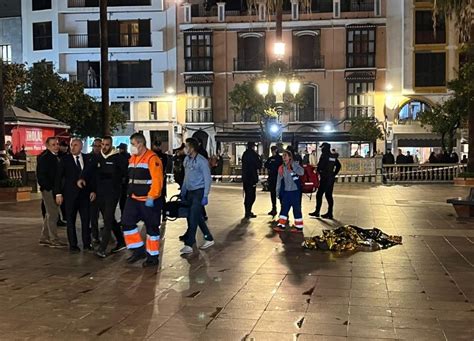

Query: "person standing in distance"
<box><xmin>121</xmin><ymin>133</ymin><xmax>164</xmax><ymax>268</ymax></box>
<box><xmin>241</xmin><ymin>142</ymin><xmax>262</xmax><ymax>219</ymax></box>
<box><xmin>179</xmin><ymin>138</ymin><xmax>214</xmax><ymax>254</ymax></box>
<box><xmin>89</xmin><ymin>138</ymin><xmax>102</xmax><ymax>246</ymax></box>
<box><xmin>309</xmin><ymin>142</ymin><xmax>341</xmax><ymax>219</ymax></box>
<box><xmin>264</xmin><ymin>146</ymin><xmax>283</xmax><ymax>216</ymax></box>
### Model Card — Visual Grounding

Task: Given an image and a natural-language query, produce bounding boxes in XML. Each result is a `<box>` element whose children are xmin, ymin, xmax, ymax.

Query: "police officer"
<box><xmin>121</xmin><ymin>133</ymin><xmax>164</xmax><ymax>268</ymax></box>
<box><xmin>264</xmin><ymin>146</ymin><xmax>283</xmax><ymax>216</ymax></box>
<box><xmin>309</xmin><ymin>142</ymin><xmax>341</xmax><ymax>219</ymax></box>
<box><xmin>242</xmin><ymin>142</ymin><xmax>262</xmax><ymax>219</ymax></box>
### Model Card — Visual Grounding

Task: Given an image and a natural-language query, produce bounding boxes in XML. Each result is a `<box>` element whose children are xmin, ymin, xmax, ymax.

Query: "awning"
<box><xmin>397</xmin><ymin>138</ymin><xmax>442</xmax><ymax>147</ymax></box>
<box><xmin>184</xmin><ymin>74</ymin><xmax>214</xmax><ymax>84</ymax></box>
<box><xmin>215</xmin><ymin>131</ymin><xmax>262</xmax><ymax>143</ymax></box>
<box><xmin>283</xmin><ymin>131</ymin><xmax>358</xmax><ymax>143</ymax></box>
<box><xmin>345</xmin><ymin>70</ymin><xmax>376</xmax><ymax>81</ymax></box>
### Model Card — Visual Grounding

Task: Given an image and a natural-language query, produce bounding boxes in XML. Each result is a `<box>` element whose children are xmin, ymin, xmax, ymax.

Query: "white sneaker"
<box><xmin>180</xmin><ymin>245</ymin><xmax>194</xmax><ymax>254</ymax></box>
<box><xmin>199</xmin><ymin>240</ymin><xmax>215</xmax><ymax>250</ymax></box>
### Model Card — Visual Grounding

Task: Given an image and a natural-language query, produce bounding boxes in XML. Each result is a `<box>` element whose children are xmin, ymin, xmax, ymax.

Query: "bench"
<box><xmin>447</xmin><ymin>188</ymin><xmax>474</xmax><ymax>218</ymax></box>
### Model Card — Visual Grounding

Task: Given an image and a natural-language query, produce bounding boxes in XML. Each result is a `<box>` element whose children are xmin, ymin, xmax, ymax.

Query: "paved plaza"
<box><xmin>0</xmin><ymin>184</ymin><xmax>473</xmax><ymax>340</ymax></box>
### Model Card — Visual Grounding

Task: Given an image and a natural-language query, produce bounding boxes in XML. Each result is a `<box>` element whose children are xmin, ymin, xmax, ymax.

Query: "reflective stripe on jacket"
<box><xmin>128</xmin><ymin>149</ymin><xmax>163</xmax><ymax>201</ymax></box>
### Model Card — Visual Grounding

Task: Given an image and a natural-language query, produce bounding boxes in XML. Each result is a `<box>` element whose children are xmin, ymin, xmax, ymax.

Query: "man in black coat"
<box><xmin>242</xmin><ymin>142</ymin><xmax>262</xmax><ymax>218</ymax></box>
<box><xmin>55</xmin><ymin>139</ymin><xmax>95</xmax><ymax>252</ymax></box>
<box><xmin>152</xmin><ymin>140</ymin><xmax>168</xmax><ymax>198</ymax></box>
<box><xmin>89</xmin><ymin>138</ymin><xmax>102</xmax><ymax>245</ymax></box>
<box><xmin>264</xmin><ymin>146</ymin><xmax>283</xmax><ymax>216</ymax></box>
<box><xmin>37</xmin><ymin>137</ymin><xmax>67</xmax><ymax>248</ymax></box>
<box><xmin>117</xmin><ymin>143</ymin><xmax>131</xmax><ymax>217</ymax></box>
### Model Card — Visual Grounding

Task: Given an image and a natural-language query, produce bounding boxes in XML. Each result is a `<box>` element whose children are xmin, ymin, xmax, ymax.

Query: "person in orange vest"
<box><xmin>122</xmin><ymin>133</ymin><xmax>164</xmax><ymax>268</ymax></box>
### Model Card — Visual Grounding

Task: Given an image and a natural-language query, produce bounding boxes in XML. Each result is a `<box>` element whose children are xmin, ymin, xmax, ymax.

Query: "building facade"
<box><xmin>385</xmin><ymin>0</ymin><xmax>463</xmax><ymax>162</ymax></box>
<box><xmin>0</xmin><ymin>0</ymin><xmax>22</xmax><ymax>64</ymax></box>
<box><xmin>177</xmin><ymin>0</ymin><xmax>387</xmax><ymax>161</ymax></box>
<box><xmin>20</xmin><ymin>0</ymin><xmax>179</xmax><ymax>151</ymax></box>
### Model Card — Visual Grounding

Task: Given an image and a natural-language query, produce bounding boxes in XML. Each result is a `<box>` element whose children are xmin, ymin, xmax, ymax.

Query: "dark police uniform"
<box><xmin>314</xmin><ymin>144</ymin><xmax>341</xmax><ymax>218</ymax></box>
<box><xmin>264</xmin><ymin>153</ymin><xmax>283</xmax><ymax>214</ymax></box>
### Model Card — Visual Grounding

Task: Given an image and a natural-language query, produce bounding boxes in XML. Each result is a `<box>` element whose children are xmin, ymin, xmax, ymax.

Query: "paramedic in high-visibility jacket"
<box><xmin>122</xmin><ymin>132</ymin><xmax>163</xmax><ymax>268</ymax></box>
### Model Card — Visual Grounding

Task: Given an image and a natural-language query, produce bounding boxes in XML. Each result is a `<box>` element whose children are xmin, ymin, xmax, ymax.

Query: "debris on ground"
<box><xmin>302</xmin><ymin>225</ymin><xmax>402</xmax><ymax>251</ymax></box>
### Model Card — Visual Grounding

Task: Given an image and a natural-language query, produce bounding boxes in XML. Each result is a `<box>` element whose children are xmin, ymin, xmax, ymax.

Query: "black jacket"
<box><xmin>317</xmin><ymin>152</ymin><xmax>341</xmax><ymax>178</ymax></box>
<box><xmin>37</xmin><ymin>150</ymin><xmax>61</xmax><ymax>192</ymax></box>
<box><xmin>396</xmin><ymin>154</ymin><xmax>406</xmax><ymax>164</ymax></box>
<box><xmin>54</xmin><ymin>153</ymin><xmax>94</xmax><ymax>198</ymax></box>
<box><xmin>90</xmin><ymin>152</ymin><xmax>128</xmax><ymax>197</ymax></box>
<box><xmin>382</xmin><ymin>152</ymin><xmax>395</xmax><ymax>165</ymax></box>
<box><xmin>264</xmin><ymin>154</ymin><xmax>283</xmax><ymax>180</ymax></box>
<box><xmin>242</xmin><ymin>149</ymin><xmax>262</xmax><ymax>184</ymax></box>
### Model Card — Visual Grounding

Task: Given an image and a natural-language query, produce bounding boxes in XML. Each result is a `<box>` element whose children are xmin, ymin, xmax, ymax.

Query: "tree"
<box><xmin>15</xmin><ymin>62</ymin><xmax>125</xmax><ymax>137</ymax></box>
<box><xmin>433</xmin><ymin>0</ymin><xmax>474</xmax><ymax>170</ymax></box>
<box><xmin>349</xmin><ymin>116</ymin><xmax>384</xmax><ymax>153</ymax></box>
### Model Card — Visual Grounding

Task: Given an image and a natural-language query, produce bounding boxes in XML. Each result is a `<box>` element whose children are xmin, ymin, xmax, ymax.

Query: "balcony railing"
<box><xmin>346</xmin><ymin>106</ymin><xmax>375</xmax><ymax>118</ymax></box>
<box><xmin>234</xmin><ymin>111</ymin><xmax>257</xmax><ymax>123</ymax></box>
<box><xmin>233</xmin><ymin>57</ymin><xmax>266</xmax><ymax>72</ymax></box>
<box><xmin>186</xmin><ymin>109</ymin><xmax>213</xmax><ymax>123</ymax></box>
<box><xmin>291</xmin><ymin>55</ymin><xmax>325</xmax><ymax>70</ymax></box>
<box><xmin>291</xmin><ymin>109</ymin><xmax>328</xmax><ymax>122</ymax></box>
<box><xmin>68</xmin><ymin>0</ymin><xmax>150</xmax><ymax>7</ymax></box>
<box><xmin>184</xmin><ymin>57</ymin><xmax>213</xmax><ymax>72</ymax></box>
<box><xmin>341</xmin><ymin>0</ymin><xmax>374</xmax><ymax>12</ymax></box>
<box><xmin>69</xmin><ymin>33</ymin><xmax>151</xmax><ymax>48</ymax></box>
<box><xmin>415</xmin><ymin>31</ymin><xmax>446</xmax><ymax>45</ymax></box>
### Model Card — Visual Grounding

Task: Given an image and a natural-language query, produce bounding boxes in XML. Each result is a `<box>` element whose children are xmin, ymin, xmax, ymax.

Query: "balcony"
<box><xmin>186</xmin><ymin>109</ymin><xmax>213</xmax><ymax>123</ymax></box>
<box><xmin>68</xmin><ymin>0</ymin><xmax>150</xmax><ymax>7</ymax></box>
<box><xmin>233</xmin><ymin>57</ymin><xmax>266</xmax><ymax>72</ymax></box>
<box><xmin>291</xmin><ymin>55</ymin><xmax>325</xmax><ymax>70</ymax></box>
<box><xmin>184</xmin><ymin>57</ymin><xmax>213</xmax><ymax>73</ymax></box>
<box><xmin>341</xmin><ymin>0</ymin><xmax>374</xmax><ymax>12</ymax></box>
<box><xmin>346</xmin><ymin>106</ymin><xmax>375</xmax><ymax>119</ymax></box>
<box><xmin>68</xmin><ymin>33</ymin><xmax>151</xmax><ymax>48</ymax></box>
<box><xmin>291</xmin><ymin>109</ymin><xmax>328</xmax><ymax>122</ymax></box>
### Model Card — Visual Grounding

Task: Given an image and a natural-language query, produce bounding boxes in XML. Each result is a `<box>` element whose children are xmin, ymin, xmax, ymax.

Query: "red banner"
<box><xmin>11</xmin><ymin>127</ymin><xmax>56</xmax><ymax>156</ymax></box>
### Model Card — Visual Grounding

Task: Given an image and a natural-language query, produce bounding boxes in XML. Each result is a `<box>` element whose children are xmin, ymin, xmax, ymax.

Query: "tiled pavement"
<box><xmin>0</xmin><ymin>184</ymin><xmax>473</xmax><ymax>340</ymax></box>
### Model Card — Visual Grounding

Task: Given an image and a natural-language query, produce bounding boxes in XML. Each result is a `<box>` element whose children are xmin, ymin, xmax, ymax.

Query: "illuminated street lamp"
<box><xmin>289</xmin><ymin>76</ymin><xmax>301</xmax><ymax>97</ymax></box>
<box><xmin>274</xmin><ymin>42</ymin><xmax>285</xmax><ymax>59</ymax></box>
<box><xmin>256</xmin><ymin>78</ymin><xmax>270</xmax><ymax>97</ymax></box>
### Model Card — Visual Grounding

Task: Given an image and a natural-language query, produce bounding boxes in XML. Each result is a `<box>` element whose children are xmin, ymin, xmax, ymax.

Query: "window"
<box><xmin>111</xmin><ymin>60</ymin><xmax>152</xmax><ymax>88</ymax></box>
<box><xmin>341</xmin><ymin>0</ymin><xmax>374</xmax><ymax>12</ymax></box>
<box><xmin>77</xmin><ymin>61</ymin><xmax>100</xmax><ymax>88</ymax></box>
<box><xmin>414</xmin><ymin>52</ymin><xmax>446</xmax><ymax>87</ymax></box>
<box><xmin>398</xmin><ymin>100</ymin><xmax>431</xmax><ymax>121</ymax></box>
<box><xmin>311</xmin><ymin>0</ymin><xmax>333</xmax><ymax>12</ymax></box>
<box><xmin>33</xmin><ymin>61</ymin><xmax>53</xmax><ymax>71</ymax></box>
<box><xmin>149</xmin><ymin>102</ymin><xmax>157</xmax><ymax>120</ymax></box>
<box><xmin>347</xmin><ymin>27</ymin><xmax>375</xmax><ymax>68</ymax></box>
<box><xmin>84</xmin><ymin>20</ymin><xmax>151</xmax><ymax>48</ymax></box>
<box><xmin>186</xmin><ymin>85</ymin><xmax>213</xmax><ymax>123</ymax></box>
<box><xmin>112</xmin><ymin>102</ymin><xmax>130</xmax><ymax>120</ymax></box>
<box><xmin>33</xmin><ymin>0</ymin><xmax>51</xmax><ymax>10</ymax></box>
<box><xmin>292</xmin><ymin>32</ymin><xmax>323</xmax><ymax>69</ymax></box>
<box><xmin>346</xmin><ymin>81</ymin><xmax>375</xmax><ymax>118</ymax></box>
<box><xmin>33</xmin><ymin>22</ymin><xmax>52</xmax><ymax>50</ymax></box>
<box><xmin>298</xmin><ymin>85</ymin><xmax>321</xmax><ymax>121</ymax></box>
<box><xmin>0</xmin><ymin>45</ymin><xmax>12</xmax><ymax>63</ymax></box>
<box><xmin>235</xmin><ymin>34</ymin><xmax>265</xmax><ymax>71</ymax></box>
<box><xmin>68</xmin><ymin>0</ymin><xmax>151</xmax><ymax>7</ymax></box>
<box><xmin>415</xmin><ymin>11</ymin><xmax>446</xmax><ymax>44</ymax></box>
<box><xmin>184</xmin><ymin>32</ymin><xmax>213</xmax><ymax>72</ymax></box>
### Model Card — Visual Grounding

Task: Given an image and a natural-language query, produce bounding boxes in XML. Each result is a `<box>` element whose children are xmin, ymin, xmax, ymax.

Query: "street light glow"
<box><xmin>166</xmin><ymin>87</ymin><xmax>175</xmax><ymax>94</ymax></box>
<box><xmin>273</xmin><ymin>78</ymin><xmax>286</xmax><ymax>96</ymax></box>
<box><xmin>289</xmin><ymin>77</ymin><xmax>301</xmax><ymax>96</ymax></box>
<box><xmin>270</xmin><ymin>123</ymin><xmax>279</xmax><ymax>134</ymax></box>
<box><xmin>256</xmin><ymin>79</ymin><xmax>270</xmax><ymax>97</ymax></box>
<box><xmin>274</xmin><ymin>42</ymin><xmax>285</xmax><ymax>58</ymax></box>
<box><xmin>385</xmin><ymin>83</ymin><xmax>393</xmax><ymax>91</ymax></box>
<box><xmin>323</xmin><ymin>124</ymin><xmax>333</xmax><ymax>132</ymax></box>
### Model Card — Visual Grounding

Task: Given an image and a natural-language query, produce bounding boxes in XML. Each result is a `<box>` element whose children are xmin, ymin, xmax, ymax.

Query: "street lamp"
<box><xmin>274</xmin><ymin>42</ymin><xmax>285</xmax><ymax>59</ymax></box>
<box><xmin>256</xmin><ymin>78</ymin><xmax>270</xmax><ymax>97</ymax></box>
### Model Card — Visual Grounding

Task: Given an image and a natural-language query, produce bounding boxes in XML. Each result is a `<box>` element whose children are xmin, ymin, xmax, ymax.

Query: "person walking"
<box><xmin>273</xmin><ymin>150</ymin><xmax>305</xmax><ymax>233</ymax></box>
<box><xmin>151</xmin><ymin>140</ymin><xmax>168</xmax><ymax>198</ymax></box>
<box><xmin>172</xmin><ymin>143</ymin><xmax>186</xmax><ymax>189</ymax></box>
<box><xmin>117</xmin><ymin>143</ymin><xmax>131</xmax><ymax>217</ymax></box>
<box><xmin>81</xmin><ymin>136</ymin><xmax>128</xmax><ymax>258</ymax></box>
<box><xmin>121</xmin><ymin>133</ymin><xmax>164</xmax><ymax>267</ymax></box>
<box><xmin>54</xmin><ymin>139</ymin><xmax>95</xmax><ymax>252</ymax></box>
<box><xmin>241</xmin><ymin>142</ymin><xmax>262</xmax><ymax>219</ymax></box>
<box><xmin>179</xmin><ymin>138</ymin><xmax>214</xmax><ymax>254</ymax></box>
<box><xmin>89</xmin><ymin>138</ymin><xmax>102</xmax><ymax>246</ymax></box>
<box><xmin>264</xmin><ymin>146</ymin><xmax>283</xmax><ymax>216</ymax></box>
<box><xmin>37</xmin><ymin>137</ymin><xmax>67</xmax><ymax>248</ymax></box>
<box><xmin>309</xmin><ymin>142</ymin><xmax>341</xmax><ymax>219</ymax></box>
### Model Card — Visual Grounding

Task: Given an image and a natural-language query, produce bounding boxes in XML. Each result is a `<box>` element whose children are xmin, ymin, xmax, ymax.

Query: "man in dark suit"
<box><xmin>241</xmin><ymin>142</ymin><xmax>262</xmax><ymax>219</ymax></box>
<box><xmin>55</xmin><ymin>138</ymin><xmax>96</xmax><ymax>252</ymax></box>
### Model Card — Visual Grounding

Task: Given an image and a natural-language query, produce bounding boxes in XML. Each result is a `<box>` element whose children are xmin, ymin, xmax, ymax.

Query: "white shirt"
<box><xmin>73</xmin><ymin>153</ymin><xmax>84</xmax><ymax>170</ymax></box>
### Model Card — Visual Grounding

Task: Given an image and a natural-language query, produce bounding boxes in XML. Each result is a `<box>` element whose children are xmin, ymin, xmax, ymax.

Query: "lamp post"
<box><xmin>0</xmin><ymin>55</ymin><xmax>7</xmax><ymax>180</ymax></box>
<box><xmin>383</xmin><ymin>84</ymin><xmax>397</xmax><ymax>153</ymax></box>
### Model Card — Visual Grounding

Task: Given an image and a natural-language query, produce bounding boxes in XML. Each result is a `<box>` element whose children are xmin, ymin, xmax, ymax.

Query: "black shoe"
<box><xmin>111</xmin><ymin>244</ymin><xmax>126</xmax><ymax>253</ymax></box>
<box><xmin>179</xmin><ymin>234</ymin><xmax>186</xmax><ymax>242</ymax></box>
<box><xmin>96</xmin><ymin>250</ymin><xmax>107</xmax><ymax>258</ymax></box>
<box><xmin>126</xmin><ymin>252</ymin><xmax>146</xmax><ymax>264</ymax></box>
<box><xmin>203</xmin><ymin>216</ymin><xmax>209</xmax><ymax>221</ymax></box>
<box><xmin>309</xmin><ymin>211</ymin><xmax>320</xmax><ymax>217</ymax></box>
<box><xmin>321</xmin><ymin>213</ymin><xmax>334</xmax><ymax>219</ymax></box>
<box><xmin>268</xmin><ymin>210</ymin><xmax>277</xmax><ymax>216</ymax></box>
<box><xmin>142</xmin><ymin>259</ymin><xmax>159</xmax><ymax>268</ymax></box>
<box><xmin>69</xmin><ymin>246</ymin><xmax>81</xmax><ymax>253</ymax></box>
<box><xmin>57</xmin><ymin>220</ymin><xmax>67</xmax><ymax>227</ymax></box>
<box><xmin>245</xmin><ymin>213</ymin><xmax>257</xmax><ymax>219</ymax></box>
<box><xmin>83</xmin><ymin>245</ymin><xmax>94</xmax><ymax>251</ymax></box>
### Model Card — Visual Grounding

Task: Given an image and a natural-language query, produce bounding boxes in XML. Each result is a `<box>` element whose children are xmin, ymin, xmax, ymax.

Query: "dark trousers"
<box><xmin>97</xmin><ymin>194</ymin><xmax>124</xmax><ymax>252</ymax></box>
<box><xmin>279</xmin><ymin>190</ymin><xmax>303</xmax><ymax>229</ymax></box>
<box><xmin>90</xmin><ymin>200</ymin><xmax>99</xmax><ymax>241</ymax></box>
<box><xmin>184</xmin><ymin>188</ymin><xmax>213</xmax><ymax>247</ymax></box>
<box><xmin>243</xmin><ymin>182</ymin><xmax>257</xmax><ymax>215</ymax></box>
<box><xmin>122</xmin><ymin>197</ymin><xmax>162</xmax><ymax>261</ymax></box>
<box><xmin>65</xmin><ymin>195</ymin><xmax>91</xmax><ymax>248</ymax></box>
<box><xmin>119</xmin><ymin>184</ymin><xmax>127</xmax><ymax>217</ymax></box>
<box><xmin>268</xmin><ymin>178</ymin><xmax>277</xmax><ymax>211</ymax></box>
<box><xmin>315</xmin><ymin>176</ymin><xmax>336</xmax><ymax>215</ymax></box>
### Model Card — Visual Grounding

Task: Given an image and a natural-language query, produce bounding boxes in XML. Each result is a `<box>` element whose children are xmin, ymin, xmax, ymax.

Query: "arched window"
<box><xmin>298</xmin><ymin>84</ymin><xmax>319</xmax><ymax>122</ymax></box>
<box><xmin>398</xmin><ymin>100</ymin><xmax>431</xmax><ymax>121</ymax></box>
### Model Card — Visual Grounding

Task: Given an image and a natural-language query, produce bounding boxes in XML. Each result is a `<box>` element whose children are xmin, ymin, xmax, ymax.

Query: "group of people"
<box><xmin>241</xmin><ymin>142</ymin><xmax>341</xmax><ymax>235</ymax></box>
<box><xmin>382</xmin><ymin>149</ymin><xmax>465</xmax><ymax>165</ymax></box>
<box><xmin>36</xmin><ymin>133</ymin><xmax>214</xmax><ymax>268</ymax></box>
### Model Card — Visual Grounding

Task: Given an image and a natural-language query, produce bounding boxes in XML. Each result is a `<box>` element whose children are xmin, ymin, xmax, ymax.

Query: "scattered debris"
<box><xmin>302</xmin><ymin>286</ymin><xmax>315</xmax><ymax>296</ymax></box>
<box><xmin>217</xmin><ymin>268</ymin><xmax>231</xmax><ymax>273</ymax></box>
<box><xmin>296</xmin><ymin>316</ymin><xmax>305</xmax><ymax>328</ymax></box>
<box><xmin>187</xmin><ymin>291</ymin><xmax>201</xmax><ymax>298</ymax></box>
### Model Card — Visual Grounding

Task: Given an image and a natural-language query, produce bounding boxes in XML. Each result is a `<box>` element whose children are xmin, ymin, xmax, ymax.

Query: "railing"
<box><xmin>69</xmin><ymin>33</ymin><xmax>150</xmax><ymax>48</ymax></box>
<box><xmin>383</xmin><ymin>164</ymin><xmax>466</xmax><ymax>183</ymax></box>
<box><xmin>346</xmin><ymin>106</ymin><xmax>375</xmax><ymax>119</ymax></box>
<box><xmin>184</xmin><ymin>57</ymin><xmax>213</xmax><ymax>72</ymax></box>
<box><xmin>291</xmin><ymin>55</ymin><xmax>325</xmax><ymax>70</ymax></box>
<box><xmin>291</xmin><ymin>108</ymin><xmax>327</xmax><ymax>122</ymax></box>
<box><xmin>415</xmin><ymin>31</ymin><xmax>446</xmax><ymax>45</ymax></box>
<box><xmin>68</xmin><ymin>0</ymin><xmax>150</xmax><ymax>7</ymax></box>
<box><xmin>233</xmin><ymin>57</ymin><xmax>266</xmax><ymax>72</ymax></box>
<box><xmin>186</xmin><ymin>109</ymin><xmax>213</xmax><ymax>123</ymax></box>
<box><xmin>7</xmin><ymin>166</ymin><xmax>26</xmax><ymax>186</ymax></box>
<box><xmin>341</xmin><ymin>0</ymin><xmax>374</xmax><ymax>12</ymax></box>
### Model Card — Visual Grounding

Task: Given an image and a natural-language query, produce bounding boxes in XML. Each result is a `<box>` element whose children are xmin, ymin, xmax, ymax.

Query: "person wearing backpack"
<box><xmin>273</xmin><ymin>150</ymin><xmax>304</xmax><ymax>233</ymax></box>
<box><xmin>309</xmin><ymin>142</ymin><xmax>341</xmax><ymax>219</ymax></box>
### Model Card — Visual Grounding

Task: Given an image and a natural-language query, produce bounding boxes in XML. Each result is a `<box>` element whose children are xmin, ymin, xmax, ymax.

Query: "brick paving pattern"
<box><xmin>0</xmin><ymin>184</ymin><xmax>473</xmax><ymax>340</ymax></box>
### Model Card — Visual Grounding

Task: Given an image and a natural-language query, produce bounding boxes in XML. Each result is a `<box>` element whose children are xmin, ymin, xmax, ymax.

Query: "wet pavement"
<box><xmin>0</xmin><ymin>184</ymin><xmax>473</xmax><ymax>340</ymax></box>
